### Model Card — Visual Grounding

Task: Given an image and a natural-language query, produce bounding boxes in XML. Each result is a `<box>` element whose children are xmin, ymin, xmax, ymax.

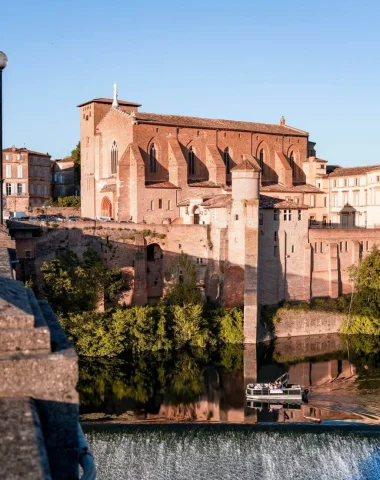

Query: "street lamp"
<box><xmin>0</xmin><ymin>51</ymin><xmax>8</xmax><ymax>224</ymax></box>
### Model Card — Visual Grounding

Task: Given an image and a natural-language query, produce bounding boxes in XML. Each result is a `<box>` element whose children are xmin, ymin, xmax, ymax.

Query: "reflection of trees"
<box><xmin>78</xmin><ymin>346</ymin><xmax>244</xmax><ymax>412</ymax></box>
<box><xmin>345</xmin><ymin>335</ymin><xmax>380</xmax><ymax>379</ymax></box>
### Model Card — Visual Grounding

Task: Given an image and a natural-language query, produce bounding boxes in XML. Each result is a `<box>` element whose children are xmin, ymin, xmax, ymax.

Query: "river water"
<box><xmin>80</xmin><ymin>334</ymin><xmax>380</xmax><ymax>479</ymax></box>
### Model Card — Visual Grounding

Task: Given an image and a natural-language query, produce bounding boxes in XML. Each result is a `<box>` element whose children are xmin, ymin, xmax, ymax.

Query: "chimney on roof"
<box><xmin>280</xmin><ymin>116</ymin><xmax>286</xmax><ymax>126</ymax></box>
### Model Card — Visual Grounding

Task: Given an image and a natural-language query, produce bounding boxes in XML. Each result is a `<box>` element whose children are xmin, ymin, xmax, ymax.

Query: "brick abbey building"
<box><xmin>73</xmin><ymin>88</ymin><xmax>380</xmax><ymax>342</ymax></box>
<box><xmin>79</xmin><ymin>87</ymin><xmax>327</xmax><ymax>223</ymax></box>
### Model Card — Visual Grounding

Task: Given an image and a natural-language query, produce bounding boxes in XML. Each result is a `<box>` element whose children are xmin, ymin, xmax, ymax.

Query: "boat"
<box><xmin>246</xmin><ymin>399</ymin><xmax>302</xmax><ymax>411</ymax></box>
<box><xmin>246</xmin><ymin>373</ymin><xmax>309</xmax><ymax>401</ymax></box>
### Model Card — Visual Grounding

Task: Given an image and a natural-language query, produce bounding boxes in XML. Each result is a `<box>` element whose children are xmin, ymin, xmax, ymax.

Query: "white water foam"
<box><xmin>85</xmin><ymin>428</ymin><xmax>380</xmax><ymax>480</ymax></box>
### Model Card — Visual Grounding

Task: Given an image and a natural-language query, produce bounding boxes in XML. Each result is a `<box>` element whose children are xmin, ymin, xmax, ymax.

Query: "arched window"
<box><xmin>224</xmin><ymin>148</ymin><xmax>231</xmax><ymax>174</ymax></box>
<box><xmin>289</xmin><ymin>151</ymin><xmax>295</xmax><ymax>175</ymax></box>
<box><xmin>111</xmin><ymin>141</ymin><xmax>118</xmax><ymax>174</ymax></box>
<box><xmin>188</xmin><ymin>146</ymin><xmax>195</xmax><ymax>175</ymax></box>
<box><xmin>259</xmin><ymin>149</ymin><xmax>264</xmax><ymax>171</ymax></box>
<box><xmin>150</xmin><ymin>144</ymin><xmax>157</xmax><ymax>173</ymax></box>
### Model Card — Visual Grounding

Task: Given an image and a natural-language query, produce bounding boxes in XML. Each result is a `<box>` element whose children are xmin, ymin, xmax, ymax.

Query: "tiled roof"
<box><xmin>328</xmin><ymin>165</ymin><xmax>380</xmax><ymax>177</ymax></box>
<box><xmin>135</xmin><ymin>112</ymin><xmax>308</xmax><ymax>136</ymax></box>
<box><xmin>145</xmin><ymin>181</ymin><xmax>179</xmax><ymax>189</ymax></box>
<box><xmin>231</xmin><ymin>159</ymin><xmax>260</xmax><ymax>172</ymax></box>
<box><xmin>77</xmin><ymin>98</ymin><xmax>141</xmax><ymax>107</ymax></box>
<box><xmin>100</xmin><ymin>184</ymin><xmax>116</xmax><ymax>193</ymax></box>
<box><xmin>202</xmin><ymin>195</ymin><xmax>231</xmax><ymax>208</ymax></box>
<box><xmin>188</xmin><ymin>180</ymin><xmax>222</xmax><ymax>188</ymax></box>
<box><xmin>3</xmin><ymin>147</ymin><xmax>50</xmax><ymax>157</ymax></box>
<box><xmin>177</xmin><ymin>199</ymin><xmax>190</xmax><ymax>207</ymax></box>
<box><xmin>261</xmin><ymin>183</ymin><xmax>324</xmax><ymax>194</ymax></box>
<box><xmin>55</xmin><ymin>156</ymin><xmax>74</xmax><ymax>163</ymax></box>
<box><xmin>260</xmin><ymin>194</ymin><xmax>309</xmax><ymax>210</ymax></box>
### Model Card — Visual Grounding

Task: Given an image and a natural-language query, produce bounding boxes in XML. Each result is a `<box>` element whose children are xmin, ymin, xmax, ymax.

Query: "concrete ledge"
<box><xmin>0</xmin><ymin>350</ymin><xmax>78</xmax><ymax>402</ymax></box>
<box><xmin>0</xmin><ymin>398</ymin><xmax>46</xmax><ymax>480</ymax></box>
<box><xmin>0</xmin><ymin>327</ymin><xmax>51</xmax><ymax>355</ymax></box>
<box><xmin>0</xmin><ymin>278</ymin><xmax>35</xmax><ymax>329</ymax></box>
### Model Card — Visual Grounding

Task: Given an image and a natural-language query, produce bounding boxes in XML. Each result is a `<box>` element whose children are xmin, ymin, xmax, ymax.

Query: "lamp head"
<box><xmin>0</xmin><ymin>51</ymin><xmax>8</xmax><ymax>70</ymax></box>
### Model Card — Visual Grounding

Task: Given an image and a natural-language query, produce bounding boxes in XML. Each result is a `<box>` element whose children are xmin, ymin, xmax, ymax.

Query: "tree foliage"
<box><xmin>71</xmin><ymin>141</ymin><xmax>81</xmax><ymax>185</ymax></box>
<box><xmin>41</xmin><ymin>247</ymin><xmax>128</xmax><ymax>316</ymax></box>
<box><xmin>343</xmin><ymin>245</ymin><xmax>380</xmax><ymax>334</ymax></box>
<box><xmin>56</xmin><ymin>196</ymin><xmax>81</xmax><ymax>208</ymax></box>
<box><xmin>62</xmin><ymin>310</ymin><xmax>127</xmax><ymax>357</ymax></box>
<box><xmin>165</xmin><ymin>253</ymin><xmax>202</xmax><ymax>306</ymax></box>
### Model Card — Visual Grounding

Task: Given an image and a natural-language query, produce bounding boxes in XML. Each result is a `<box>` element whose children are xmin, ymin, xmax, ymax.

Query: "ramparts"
<box><xmin>0</xmin><ymin>243</ymin><xmax>82</xmax><ymax>479</ymax></box>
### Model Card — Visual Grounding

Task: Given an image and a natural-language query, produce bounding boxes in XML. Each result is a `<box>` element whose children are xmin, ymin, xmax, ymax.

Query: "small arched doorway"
<box><xmin>193</xmin><ymin>206</ymin><xmax>201</xmax><ymax>224</ymax></box>
<box><xmin>101</xmin><ymin>197</ymin><xmax>112</xmax><ymax>217</ymax></box>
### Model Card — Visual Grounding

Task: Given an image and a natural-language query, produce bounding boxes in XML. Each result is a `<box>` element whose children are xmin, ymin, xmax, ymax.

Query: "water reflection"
<box><xmin>79</xmin><ymin>334</ymin><xmax>380</xmax><ymax>424</ymax></box>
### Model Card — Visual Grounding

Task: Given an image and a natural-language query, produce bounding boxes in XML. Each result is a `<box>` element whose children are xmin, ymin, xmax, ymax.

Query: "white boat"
<box><xmin>246</xmin><ymin>373</ymin><xmax>309</xmax><ymax>401</ymax></box>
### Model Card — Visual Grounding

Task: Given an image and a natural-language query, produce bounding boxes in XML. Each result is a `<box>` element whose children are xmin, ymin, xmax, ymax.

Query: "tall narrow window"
<box><xmin>289</xmin><ymin>151</ymin><xmax>295</xmax><ymax>175</ymax></box>
<box><xmin>150</xmin><ymin>144</ymin><xmax>157</xmax><ymax>173</ymax></box>
<box><xmin>224</xmin><ymin>147</ymin><xmax>230</xmax><ymax>174</ymax></box>
<box><xmin>259</xmin><ymin>149</ymin><xmax>264</xmax><ymax>171</ymax></box>
<box><xmin>17</xmin><ymin>183</ymin><xmax>22</xmax><ymax>195</ymax></box>
<box><xmin>188</xmin><ymin>146</ymin><xmax>195</xmax><ymax>175</ymax></box>
<box><xmin>6</xmin><ymin>183</ymin><xmax>11</xmax><ymax>195</ymax></box>
<box><xmin>111</xmin><ymin>141</ymin><xmax>118</xmax><ymax>174</ymax></box>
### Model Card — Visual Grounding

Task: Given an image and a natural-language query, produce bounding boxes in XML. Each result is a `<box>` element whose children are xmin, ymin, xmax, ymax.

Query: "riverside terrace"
<box><xmin>0</xmin><ymin>235</ymin><xmax>95</xmax><ymax>479</ymax></box>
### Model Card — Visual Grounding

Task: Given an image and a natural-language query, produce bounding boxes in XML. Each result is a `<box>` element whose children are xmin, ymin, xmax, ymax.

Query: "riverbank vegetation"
<box><xmin>39</xmin><ymin>248</ymin><xmax>243</xmax><ymax>357</ymax></box>
<box><xmin>260</xmin><ymin>245</ymin><xmax>380</xmax><ymax>336</ymax></box>
<box><xmin>342</xmin><ymin>245</ymin><xmax>380</xmax><ymax>334</ymax></box>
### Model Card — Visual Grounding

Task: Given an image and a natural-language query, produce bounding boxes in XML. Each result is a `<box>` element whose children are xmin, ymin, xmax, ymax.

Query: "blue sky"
<box><xmin>1</xmin><ymin>0</ymin><xmax>380</xmax><ymax>165</ymax></box>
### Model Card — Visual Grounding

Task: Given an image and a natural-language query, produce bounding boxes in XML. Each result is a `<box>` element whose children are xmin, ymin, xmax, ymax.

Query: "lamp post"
<box><xmin>0</xmin><ymin>51</ymin><xmax>8</xmax><ymax>225</ymax></box>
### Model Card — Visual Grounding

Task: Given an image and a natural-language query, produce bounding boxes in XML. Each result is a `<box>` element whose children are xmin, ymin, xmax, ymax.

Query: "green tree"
<box><xmin>343</xmin><ymin>245</ymin><xmax>380</xmax><ymax>334</ymax></box>
<box><xmin>172</xmin><ymin>304</ymin><xmax>212</xmax><ymax>348</ymax></box>
<box><xmin>217</xmin><ymin>307</ymin><xmax>244</xmax><ymax>344</ymax></box>
<box><xmin>62</xmin><ymin>310</ymin><xmax>127</xmax><ymax>357</ymax></box>
<box><xmin>41</xmin><ymin>247</ymin><xmax>128</xmax><ymax>316</ymax></box>
<box><xmin>71</xmin><ymin>141</ymin><xmax>81</xmax><ymax>185</ymax></box>
<box><xmin>165</xmin><ymin>253</ymin><xmax>202</xmax><ymax>306</ymax></box>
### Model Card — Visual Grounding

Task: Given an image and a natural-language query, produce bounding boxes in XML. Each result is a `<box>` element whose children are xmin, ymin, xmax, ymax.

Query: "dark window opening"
<box><xmin>111</xmin><ymin>141</ymin><xmax>118</xmax><ymax>174</ymax></box>
<box><xmin>259</xmin><ymin>149</ymin><xmax>264</xmax><ymax>171</ymax></box>
<box><xmin>147</xmin><ymin>244</ymin><xmax>155</xmax><ymax>262</ymax></box>
<box><xmin>224</xmin><ymin>147</ymin><xmax>231</xmax><ymax>174</ymax></box>
<box><xmin>188</xmin><ymin>147</ymin><xmax>195</xmax><ymax>175</ymax></box>
<box><xmin>150</xmin><ymin>144</ymin><xmax>157</xmax><ymax>173</ymax></box>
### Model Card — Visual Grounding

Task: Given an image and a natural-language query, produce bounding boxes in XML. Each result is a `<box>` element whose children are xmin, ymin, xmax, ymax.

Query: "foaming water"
<box><xmin>85</xmin><ymin>426</ymin><xmax>380</xmax><ymax>480</ymax></box>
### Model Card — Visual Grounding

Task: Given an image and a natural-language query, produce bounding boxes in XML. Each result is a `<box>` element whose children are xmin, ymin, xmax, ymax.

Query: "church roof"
<box><xmin>231</xmin><ymin>158</ymin><xmax>261</xmax><ymax>172</ymax></box>
<box><xmin>77</xmin><ymin>98</ymin><xmax>141</xmax><ymax>107</ymax></box>
<box><xmin>135</xmin><ymin>112</ymin><xmax>309</xmax><ymax>136</ymax></box>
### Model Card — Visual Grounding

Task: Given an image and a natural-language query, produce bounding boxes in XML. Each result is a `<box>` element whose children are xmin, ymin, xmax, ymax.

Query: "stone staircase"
<box><xmin>0</xmin><ymin>247</ymin><xmax>79</xmax><ymax>479</ymax></box>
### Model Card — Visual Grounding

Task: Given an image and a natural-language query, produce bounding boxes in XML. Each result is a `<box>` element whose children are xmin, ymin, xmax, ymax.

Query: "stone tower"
<box><xmin>228</xmin><ymin>156</ymin><xmax>261</xmax><ymax>343</ymax></box>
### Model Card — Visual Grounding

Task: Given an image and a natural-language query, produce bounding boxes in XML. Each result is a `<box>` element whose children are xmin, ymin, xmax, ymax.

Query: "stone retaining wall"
<box><xmin>274</xmin><ymin>309</ymin><xmax>345</xmax><ymax>338</ymax></box>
